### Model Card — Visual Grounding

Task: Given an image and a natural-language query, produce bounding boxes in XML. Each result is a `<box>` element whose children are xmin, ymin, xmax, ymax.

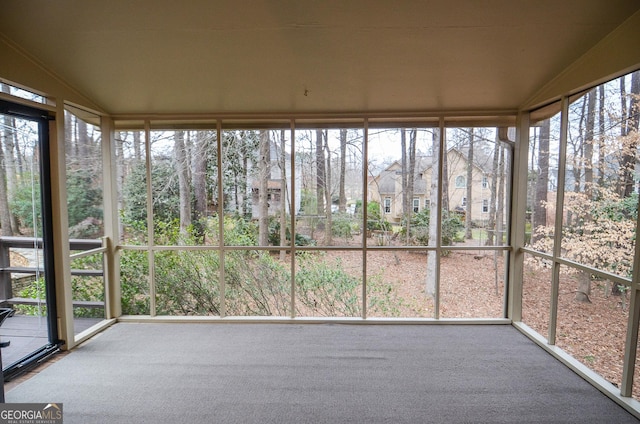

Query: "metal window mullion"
<box><xmin>290</xmin><ymin>120</ymin><xmax>296</xmax><ymax>318</ymax></box>
<box><xmin>502</xmin><ymin>140</ymin><xmax>514</xmax><ymax>318</ymax></box>
<box><xmin>620</xmin><ymin>193</ymin><xmax>640</xmax><ymax>397</ymax></box>
<box><xmin>434</xmin><ymin>118</ymin><xmax>444</xmax><ymax>319</ymax></box>
<box><xmin>362</xmin><ymin>119</ymin><xmax>369</xmax><ymax>319</ymax></box>
<box><xmin>549</xmin><ymin>96</ymin><xmax>569</xmax><ymax>345</ymax></box>
<box><xmin>216</xmin><ymin>121</ymin><xmax>226</xmax><ymax>318</ymax></box>
<box><xmin>144</xmin><ymin>121</ymin><xmax>156</xmax><ymax>317</ymax></box>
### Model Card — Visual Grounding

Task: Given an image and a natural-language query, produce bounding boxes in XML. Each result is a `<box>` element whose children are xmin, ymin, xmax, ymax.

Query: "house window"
<box><xmin>413</xmin><ymin>197</ymin><xmax>419</xmax><ymax>213</ymax></box>
<box><xmin>482</xmin><ymin>176</ymin><xmax>488</xmax><ymax>189</ymax></box>
<box><xmin>482</xmin><ymin>199</ymin><xmax>489</xmax><ymax>213</ymax></box>
<box><xmin>461</xmin><ymin>197</ymin><xmax>467</xmax><ymax>207</ymax></box>
<box><xmin>424</xmin><ymin>199</ymin><xmax>430</xmax><ymax>209</ymax></box>
<box><xmin>455</xmin><ymin>175</ymin><xmax>466</xmax><ymax>188</ymax></box>
<box><xmin>384</xmin><ymin>197</ymin><xmax>391</xmax><ymax>214</ymax></box>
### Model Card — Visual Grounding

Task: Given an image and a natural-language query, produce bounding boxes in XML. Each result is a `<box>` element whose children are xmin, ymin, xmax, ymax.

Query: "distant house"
<box><xmin>249</xmin><ymin>142</ymin><xmax>302</xmax><ymax>219</ymax></box>
<box><xmin>368</xmin><ymin>148</ymin><xmax>494</xmax><ymax>224</ymax></box>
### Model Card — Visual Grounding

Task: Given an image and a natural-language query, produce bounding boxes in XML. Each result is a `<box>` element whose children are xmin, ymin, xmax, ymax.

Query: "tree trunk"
<box><xmin>133</xmin><ymin>130</ymin><xmax>142</xmax><ymax>162</ymax></box>
<box><xmin>241</xmin><ymin>134</ymin><xmax>249</xmax><ymax>217</ymax></box>
<box><xmin>496</xmin><ymin>145</ymin><xmax>505</xmax><ymax>246</ymax></box>
<box><xmin>465</xmin><ymin>129</ymin><xmax>474</xmax><ymax>239</ymax></box>
<box><xmin>174</xmin><ymin>130</ymin><xmax>191</xmax><ymax>240</ymax></box>
<box><xmin>115</xmin><ymin>132</ymin><xmax>125</xmax><ymax>241</ymax></box>
<box><xmin>0</xmin><ymin>111</ymin><xmax>13</xmax><ymax>236</ymax></box>
<box><xmin>532</xmin><ymin>120</ymin><xmax>550</xmax><ymax>244</ymax></box>
<box><xmin>619</xmin><ymin>71</ymin><xmax>640</xmax><ymax>198</ymax></box>
<box><xmin>576</xmin><ymin>272</ymin><xmax>592</xmax><ymax>303</ymax></box>
<box><xmin>407</xmin><ymin>129</ymin><xmax>417</xmax><ymax>216</ymax></box>
<box><xmin>584</xmin><ymin>89</ymin><xmax>596</xmax><ymax>199</ymax></box>
<box><xmin>597</xmin><ymin>85</ymin><xmax>606</xmax><ymax>188</ymax></box>
<box><xmin>401</xmin><ymin>129</ymin><xmax>408</xmax><ymax>219</ymax></box>
<box><xmin>77</xmin><ymin>118</ymin><xmax>89</xmax><ymax>163</ymax></box>
<box><xmin>0</xmin><ymin>84</ymin><xmax>18</xmax><ymax>234</ymax></box>
<box><xmin>338</xmin><ymin>129</ymin><xmax>347</xmax><ymax>213</ymax></box>
<box><xmin>426</xmin><ymin>129</ymin><xmax>440</xmax><ymax>297</ymax></box>
<box><xmin>315</xmin><ymin>130</ymin><xmax>325</xmax><ymax>215</ymax></box>
<box><xmin>401</xmin><ymin>129</ymin><xmax>417</xmax><ymax>239</ymax></box>
<box><xmin>441</xmin><ymin>135</ymin><xmax>449</xmax><ymax>212</ymax></box>
<box><xmin>486</xmin><ymin>132</ymin><xmax>499</xmax><ymax>246</ymax></box>
<box><xmin>324</xmin><ymin>137</ymin><xmax>332</xmax><ymax>246</ymax></box>
<box><xmin>258</xmin><ymin>130</ymin><xmax>270</xmax><ymax>246</ymax></box>
<box><xmin>192</xmin><ymin>131</ymin><xmax>209</xmax><ymax>235</ymax></box>
<box><xmin>279</xmin><ymin>130</ymin><xmax>288</xmax><ymax>261</ymax></box>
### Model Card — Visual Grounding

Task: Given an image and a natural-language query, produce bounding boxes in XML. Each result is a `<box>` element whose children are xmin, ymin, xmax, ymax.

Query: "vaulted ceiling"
<box><xmin>1</xmin><ymin>1</ymin><xmax>639</xmax><ymax>115</ymax></box>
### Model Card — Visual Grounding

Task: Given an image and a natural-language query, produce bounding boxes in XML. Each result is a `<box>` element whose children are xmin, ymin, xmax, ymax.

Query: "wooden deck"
<box><xmin>0</xmin><ymin>314</ymin><xmax>102</xmax><ymax>367</ymax></box>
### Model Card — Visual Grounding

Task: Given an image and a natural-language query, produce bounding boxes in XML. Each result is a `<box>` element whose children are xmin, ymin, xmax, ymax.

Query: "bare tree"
<box><xmin>465</xmin><ymin>129</ymin><xmax>474</xmax><ymax>239</ymax></box>
<box><xmin>338</xmin><ymin>129</ymin><xmax>347</xmax><ymax>213</ymax></box>
<box><xmin>0</xmin><ymin>117</ymin><xmax>12</xmax><ymax>236</ymax></box>
<box><xmin>584</xmin><ymin>89</ymin><xmax>596</xmax><ymax>199</ymax></box>
<box><xmin>619</xmin><ymin>71</ymin><xmax>640</xmax><ymax>198</ymax></box>
<box><xmin>133</xmin><ymin>131</ymin><xmax>142</xmax><ymax>162</ymax></box>
<box><xmin>315</xmin><ymin>130</ymin><xmax>325</xmax><ymax>215</ymax></box>
<box><xmin>597</xmin><ymin>85</ymin><xmax>606</xmax><ymax>188</ymax></box>
<box><xmin>115</xmin><ymin>132</ymin><xmax>125</xmax><ymax>241</ymax></box>
<box><xmin>258</xmin><ymin>130</ymin><xmax>270</xmax><ymax>246</ymax></box>
<box><xmin>532</xmin><ymin>119</ymin><xmax>550</xmax><ymax>244</ymax></box>
<box><xmin>192</xmin><ymin>131</ymin><xmax>210</xmax><ymax>236</ymax></box>
<box><xmin>401</xmin><ymin>129</ymin><xmax>417</xmax><ymax>239</ymax></box>
<box><xmin>408</xmin><ymin>129</ymin><xmax>417</xmax><ymax>217</ymax></box>
<box><xmin>426</xmin><ymin>129</ymin><xmax>440</xmax><ymax>297</ymax></box>
<box><xmin>279</xmin><ymin>130</ymin><xmax>288</xmax><ymax>260</ymax></box>
<box><xmin>174</xmin><ymin>131</ymin><xmax>191</xmax><ymax>239</ymax></box>
<box><xmin>0</xmin><ymin>84</ymin><xmax>16</xmax><ymax>235</ymax></box>
<box><xmin>441</xmin><ymin>135</ymin><xmax>449</xmax><ymax>212</ymax></box>
<box><xmin>496</xmin><ymin>143</ymin><xmax>505</xmax><ymax>246</ymax></box>
<box><xmin>323</xmin><ymin>137</ymin><xmax>333</xmax><ymax>246</ymax></box>
<box><xmin>401</xmin><ymin>130</ymin><xmax>408</xmax><ymax>217</ymax></box>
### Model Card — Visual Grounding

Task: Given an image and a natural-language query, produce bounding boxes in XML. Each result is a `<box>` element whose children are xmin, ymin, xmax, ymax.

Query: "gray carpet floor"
<box><xmin>6</xmin><ymin>323</ymin><xmax>640</xmax><ymax>423</ymax></box>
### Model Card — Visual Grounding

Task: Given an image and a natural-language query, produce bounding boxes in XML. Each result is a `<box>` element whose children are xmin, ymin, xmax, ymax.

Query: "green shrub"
<box><xmin>15</xmin><ymin>279</ymin><xmax>46</xmax><ymax>316</ymax></box>
<box><xmin>401</xmin><ymin>208</ymin><xmax>464</xmax><ymax>247</ymax></box>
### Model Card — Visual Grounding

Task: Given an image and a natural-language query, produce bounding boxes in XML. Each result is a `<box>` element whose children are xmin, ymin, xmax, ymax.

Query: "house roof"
<box><xmin>1</xmin><ymin>1</ymin><xmax>639</xmax><ymax>116</ymax></box>
<box><xmin>372</xmin><ymin>158</ymin><xmax>431</xmax><ymax>195</ymax></box>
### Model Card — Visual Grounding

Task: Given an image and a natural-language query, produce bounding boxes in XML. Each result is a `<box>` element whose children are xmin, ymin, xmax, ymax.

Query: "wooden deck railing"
<box><xmin>0</xmin><ymin>236</ymin><xmax>105</xmax><ymax>309</ymax></box>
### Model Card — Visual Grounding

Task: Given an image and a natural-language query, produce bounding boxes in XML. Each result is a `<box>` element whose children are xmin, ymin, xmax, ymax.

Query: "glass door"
<box><xmin>0</xmin><ymin>98</ymin><xmax>60</xmax><ymax>380</ymax></box>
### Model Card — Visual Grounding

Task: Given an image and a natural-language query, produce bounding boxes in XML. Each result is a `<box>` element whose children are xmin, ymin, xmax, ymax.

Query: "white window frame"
<box><xmin>384</xmin><ymin>197</ymin><xmax>391</xmax><ymax>214</ymax></box>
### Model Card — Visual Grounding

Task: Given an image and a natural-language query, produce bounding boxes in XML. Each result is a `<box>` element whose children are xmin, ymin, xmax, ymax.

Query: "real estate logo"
<box><xmin>0</xmin><ymin>403</ymin><xmax>63</xmax><ymax>424</ymax></box>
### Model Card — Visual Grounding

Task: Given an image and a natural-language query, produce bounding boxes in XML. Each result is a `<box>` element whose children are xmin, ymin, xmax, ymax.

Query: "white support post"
<box><xmin>549</xmin><ymin>96</ymin><xmax>570</xmax><ymax>345</ymax></box>
<box><xmin>507</xmin><ymin>112</ymin><xmax>529</xmax><ymax>321</ymax></box>
<box><xmin>51</xmin><ymin>102</ymin><xmax>74</xmax><ymax>349</ymax></box>
<box><xmin>101</xmin><ymin>116</ymin><xmax>121</xmax><ymax>319</ymax></box>
<box><xmin>620</xmin><ymin>193</ymin><xmax>640</xmax><ymax>397</ymax></box>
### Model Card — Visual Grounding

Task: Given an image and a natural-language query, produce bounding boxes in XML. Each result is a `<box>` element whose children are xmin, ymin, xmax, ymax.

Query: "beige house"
<box><xmin>368</xmin><ymin>148</ymin><xmax>494</xmax><ymax>224</ymax></box>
